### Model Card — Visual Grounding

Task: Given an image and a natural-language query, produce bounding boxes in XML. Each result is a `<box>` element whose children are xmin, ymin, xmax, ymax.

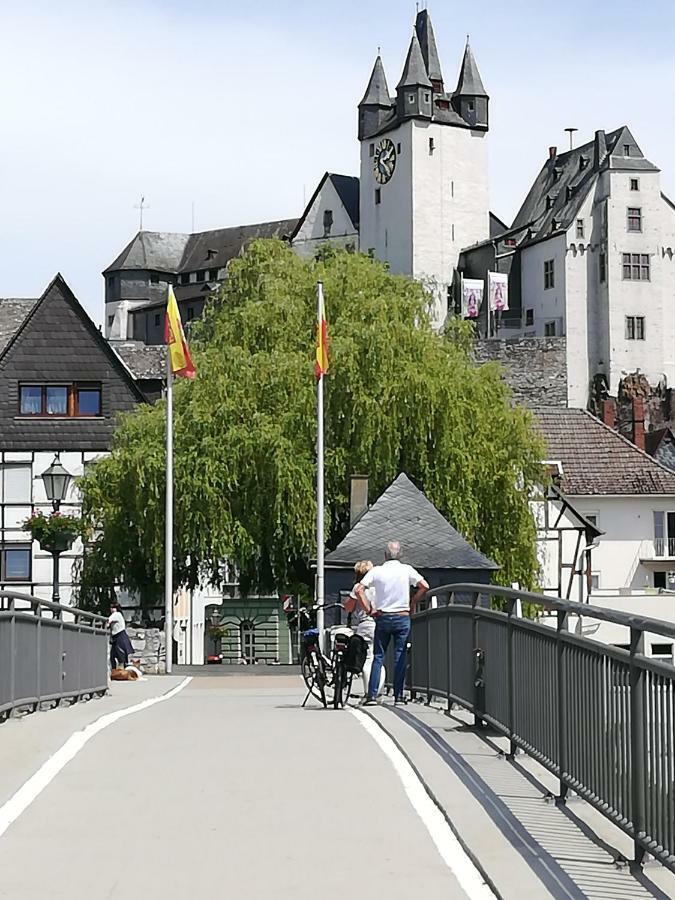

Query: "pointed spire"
<box><xmin>397</xmin><ymin>31</ymin><xmax>432</xmax><ymax>89</ymax></box>
<box><xmin>359</xmin><ymin>55</ymin><xmax>392</xmax><ymax>108</ymax></box>
<box><xmin>455</xmin><ymin>38</ymin><xmax>488</xmax><ymax>97</ymax></box>
<box><xmin>415</xmin><ymin>9</ymin><xmax>443</xmax><ymax>86</ymax></box>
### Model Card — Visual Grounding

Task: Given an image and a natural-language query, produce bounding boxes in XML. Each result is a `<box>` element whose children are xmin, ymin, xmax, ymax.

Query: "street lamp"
<box><xmin>41</xmin><ymin>455</ymin><xmax>73</xmax><ymax>512</ymax></box>
<box><xmin>40</xmin><ymin>456</ymin><xmax>73</xmax><ymax>603</ymax></box>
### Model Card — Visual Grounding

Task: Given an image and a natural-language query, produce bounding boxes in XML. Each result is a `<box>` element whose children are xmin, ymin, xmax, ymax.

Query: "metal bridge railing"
<box><xmin>0</xmin><ymin>590</ymin><xmax>108</xmax><ymax>721</ymax></box>
<box><xmin>405</xmin><ymin>583</ymin><xmax>675</xmax><ymax>873</ymax></box>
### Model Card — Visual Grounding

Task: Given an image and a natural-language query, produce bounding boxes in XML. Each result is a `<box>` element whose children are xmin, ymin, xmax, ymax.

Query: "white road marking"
<box><xmin>351</xmin><ymin>708</ymin><xmax>496</xmax><ymax>900</ymax></box>
<box><xmin>0</xmin><ymin>677</ymin><xmax>192</xmax><ymax>840</ymax></box>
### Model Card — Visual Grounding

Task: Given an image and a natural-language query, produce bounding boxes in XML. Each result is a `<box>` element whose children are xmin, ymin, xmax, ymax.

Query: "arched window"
<box><xmin>240</xmin><ymin>620</ymin><xmax>256</xmax><ymax>663</ymax></box>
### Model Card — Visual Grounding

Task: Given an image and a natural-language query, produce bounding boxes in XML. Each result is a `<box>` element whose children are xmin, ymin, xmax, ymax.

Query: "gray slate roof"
<box><xmin>534</xmin><ymin>408</ymin><xmax>675</xmax><ymax>495</ymax></box>
<box><xmin>454</xmin><ymin>41</ymin><xmax>488</xmax><ymax>97</ymax></box>
<box><xmin>325</xmin><ymin>473</ymin><xmax>498</xmax><ymax>570</ymax></box>
<box><xmin>397</xmin><ymin>32</ymin><xmax>432</xmax><ymax>89</ymax></box>
<box><xmin>329</xmin><ymin>174</ymin><xmax>360</xmax><ymax>230</ymax></box>
<box><xmin>105</xmin><ymin>219</ymin><xmax>297</xmax><ymax>277</ymax></box>
<box><xmin>512</xmin><ymin>126</ymin><xmax>658</xmax><ymax>244</ymax></box>
<box><xmin>0</xmin><ymin>298</ymin><xmax>37</xmax><ymax>354</ymax></box>
<box><xmin>359</xmin><ymin>56</ymin><xmax>391</xmax><ymax>107</ymax></box>
<box><xmin>415</xmin><ymin>10</ymin><xmax>443</xmax><ymax>84</ymax></box>
<box><xmin>110</xmin><ymin>341</ymin><xmax>166</xmax><ymax>379</ymax></box>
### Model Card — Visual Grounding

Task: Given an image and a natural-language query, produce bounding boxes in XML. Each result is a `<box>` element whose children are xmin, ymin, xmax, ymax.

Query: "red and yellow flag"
<box><xmin>164</xmin><ymin>286</ymin><xmax>196</xmax><ymax>379</ymax></box>
<box><xmin>315</xmin><ymin>288</ymin><xmax>329</xmax><ymax>379</ymax></box>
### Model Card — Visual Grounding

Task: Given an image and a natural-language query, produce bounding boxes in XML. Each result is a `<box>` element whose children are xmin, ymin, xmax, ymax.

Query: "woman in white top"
<box><xmin>108</xmin><ymin>601</ymin><xmax>134</xmax><ymax>671</ymax></box>
<box><xmin>344</xmin><ymin>560</ymin><xmax>385</xmax><ymax>697</ymax></box>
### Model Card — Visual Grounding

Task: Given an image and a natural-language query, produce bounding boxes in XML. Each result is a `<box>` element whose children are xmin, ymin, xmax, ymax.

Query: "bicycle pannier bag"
<box><xmin>345</xmin><ymin>634</ymin><xmax>368</xmax><ymax>674</ymax></box>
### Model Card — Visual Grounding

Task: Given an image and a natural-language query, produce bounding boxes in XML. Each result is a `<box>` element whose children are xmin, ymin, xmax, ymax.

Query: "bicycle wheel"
<box><xmin>301</xmin><ymin>655</ymin><xmax>325</xmax><ymax>703</ymax></box>
<box><xmin>333</xmin><ymin>658</ymin><xmax>346</xmax><ymax>709</ymax></box>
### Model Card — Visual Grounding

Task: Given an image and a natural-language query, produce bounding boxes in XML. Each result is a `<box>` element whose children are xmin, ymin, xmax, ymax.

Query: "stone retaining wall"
<box><xmin>127</xmin><ymin>627</ymin><xmax>166</xmax><ymax>674</ymax></box>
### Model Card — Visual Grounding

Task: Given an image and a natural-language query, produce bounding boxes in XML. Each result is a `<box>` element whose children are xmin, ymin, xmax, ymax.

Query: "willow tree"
<box><xmin>77</xmin><ymin>240</ymin><xmax>544</xmax><ymax>608</ymax></box>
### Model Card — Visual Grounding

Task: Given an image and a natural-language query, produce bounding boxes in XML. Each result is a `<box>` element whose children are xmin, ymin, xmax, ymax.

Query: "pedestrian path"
<box><xmin>0</xmin><ymin>676</ymin><xmax>477</xmax><ymax>899</ymax></box>
<box><xmin>1</xmin><ymin>675</ymin><xmax>674</xmax><ymax>899</ymax></box>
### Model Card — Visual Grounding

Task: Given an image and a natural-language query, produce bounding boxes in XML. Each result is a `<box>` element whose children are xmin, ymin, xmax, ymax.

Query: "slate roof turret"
<box><xmin>454</xmin><ymin>39</ymin><xmax>488</xmax><ymax>98</ymax></box>
<box><xmin>397</xmin><ymin>31</ymin><xmax>432</xmax><ymax>89</ymax></box>
<box><xmin>359</xmin><ymin>55</ymin><xmax>392</xmax><ymax>108</ymax></box>
<box><xmin>415</xmin><ymin>10</ymin><xmax>443</xmax><ymax>86</ymax></box>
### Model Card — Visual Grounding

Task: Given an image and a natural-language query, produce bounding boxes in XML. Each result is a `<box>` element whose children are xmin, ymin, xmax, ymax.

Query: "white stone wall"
<box><xmin>606</xmin><ymin>168</ymin><xmax>666</xmax><ymax>392</ymax></box>
<box><xmin>359</xmin><ymin>120</ymin><xmax>489</xmax><ymax>327</ymax></box>
<box><xmin>569</xmin><ymin>495</ymin><xmax>675</xmax><ymax>592</ymax></box>
<box><xmin>359</xmin><ymin>122</ymin><xmax>414</xmax><ymax>277</ymax></box>
<box><xmin>292</xmin><ymin>179</ymin><xmax>358</xmax><ymax>259</ymax></box>
<box><xmin>410</xmin><ymin>121</ymin><xmax>489</xmax><ymax>324</ymax></box>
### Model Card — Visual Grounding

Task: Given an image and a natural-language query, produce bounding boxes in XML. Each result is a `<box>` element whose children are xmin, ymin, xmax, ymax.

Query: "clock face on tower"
<box><xmin>373</xmin><ymin>138</ymin><xmax>397</xmax><ymax>184</ymax></box>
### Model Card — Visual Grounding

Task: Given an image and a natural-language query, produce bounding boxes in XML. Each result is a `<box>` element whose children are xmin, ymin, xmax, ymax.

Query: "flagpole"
<box><xmin>316</xmin><ymin>282</ymin><xmax>326</xmax><ymax>653</ymax></box>
<box><xmin>165</xmin><ymin>348</ymin><xmax>173</xmax><ymax>675</ymax></box>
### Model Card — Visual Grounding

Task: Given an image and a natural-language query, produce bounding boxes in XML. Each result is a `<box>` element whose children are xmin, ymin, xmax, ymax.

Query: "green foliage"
<box><xmin>24</xmin><ymin>511</ymin><xmax>81</xmax><ymax>544</ymax></box>
<box><xmin>77</xmin><ymin>241</ymin><xmax>544</xmax><ymax>607</ymax></box>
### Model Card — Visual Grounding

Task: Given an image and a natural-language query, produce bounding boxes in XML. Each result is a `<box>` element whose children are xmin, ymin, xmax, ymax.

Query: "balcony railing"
<box><xmin>640</xmin><ymin>538</ymin><xmax>675</xmax><ymax>560</ymax></box>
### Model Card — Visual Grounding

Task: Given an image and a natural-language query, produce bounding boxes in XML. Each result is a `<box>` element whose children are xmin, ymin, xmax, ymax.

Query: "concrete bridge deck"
<box><xmin>0</xmin><ymin>674</ymin><xmax>674</xmax><ymax>899</ymax></box>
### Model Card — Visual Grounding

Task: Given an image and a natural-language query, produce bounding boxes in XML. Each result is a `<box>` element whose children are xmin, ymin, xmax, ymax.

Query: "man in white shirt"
<box><xmin>355</xmin><ymin>540</ymin><xmax>429</xmax><ymax>705</ymax></box>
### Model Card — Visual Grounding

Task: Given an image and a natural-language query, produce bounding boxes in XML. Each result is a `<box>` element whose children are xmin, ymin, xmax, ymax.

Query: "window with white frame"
<box><xmin>622</xmin><ymin>253</ymin><xmax>650</xmax><ymax>281</ymax></box>
<box><xmin>627</xmin><ymin>207</ymin><xmax>642</xmax><ymax>232</ymax></box>
<box><xmin>544</xmin><ymin>259</ymin><xmax>555</xmax><ymax>289</ymax></box>
<box><xmin>0</xmin><ymin>465</ymin><xmax>32</xmax><ymax>503</ymax></box>
<box><xmin>576</xmin><ymin>219</ymin><xmax>584</xmax><ymax>239</ymax></box>
<box><xmin>630</xmin><ymin>177</ymin><xmax>640</xmax><ymax>191</ymax></box>
<box><xmin>625</xmin><ymin>316</ymin><xmax>645</xmax><ymax>340</ymax></box>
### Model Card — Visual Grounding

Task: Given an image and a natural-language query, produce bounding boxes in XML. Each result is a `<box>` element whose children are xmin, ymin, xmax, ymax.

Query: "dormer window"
<box><xmin>408</xmin><ymin>94</ymin><xmax>415</xmax><ymax>103</ymax></box>
<box><xmin>546</xmin><ymin>196</ymin><xmax>554</xmax><ymax>210</ymax></box>
<box><xmin>553</xmin><ymin>167</ymin><xmax>562</xmax><ymax>181</ymax></box>
<box><xmin>566</xmin><ymin>186</ymin><xmax>574</xmax><ymax>202</ymax></box>
<box><xmin>551</xmin><ymin>218</ymin><xmax>559</xmax><ymax>231</ymax></box>
<box><xmin>424</xmin><ymin>93</ymin><xmax>430</xmax><ymax>103</ymax></box>
<box><xmin>579</xmin><ymin>155</ymin><xmax>589</xmax><ymax>170</ymax></box>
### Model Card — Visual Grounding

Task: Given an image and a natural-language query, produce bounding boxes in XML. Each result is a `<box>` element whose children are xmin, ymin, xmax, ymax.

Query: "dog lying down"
<box><xmin>111</xmin><ymin>665</ymin><xmax>144</xmax><ymax>681</ymax></box>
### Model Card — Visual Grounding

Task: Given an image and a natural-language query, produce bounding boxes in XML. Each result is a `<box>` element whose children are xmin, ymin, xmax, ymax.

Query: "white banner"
<box><xmin>462</xmin><ymin>278</ymin><xmax>484</xmax><ymax>319</ymax></box>
<box><xmin>488</xmin><ymin>271</ymin><xmax>509</xmax><ymax>312</ymax></box>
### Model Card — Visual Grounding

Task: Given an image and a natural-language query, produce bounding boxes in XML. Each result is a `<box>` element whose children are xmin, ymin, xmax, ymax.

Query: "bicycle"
<box><xmin>298</xmin><ymin>603</ymin><xmax>355</xmax><ymax>709</ymax></box>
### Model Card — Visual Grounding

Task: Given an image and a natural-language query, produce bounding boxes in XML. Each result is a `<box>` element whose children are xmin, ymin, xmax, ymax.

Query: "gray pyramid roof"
<box><xmin>397</xmin><ymin>32</ymin><xmax>432</xmax><ymax>89</ymax></box>
<box><xmin>360</xmin><ymin>56</ymin><xmax>392</xmax><ymax>107</ymax></box>
<box><xmin>325</xmin><ymin>473</ymin><xmax>498</xmax><ymax>570</ymax></box>
<box><xmin>415</xmin><ymin>10</ymin><xmax>443</xmax><ymax>84</ymax></box>
<box><xmin>454</xmin><ymin>40</ymin><xmax>488</xmax><ymax>97</ymax></box>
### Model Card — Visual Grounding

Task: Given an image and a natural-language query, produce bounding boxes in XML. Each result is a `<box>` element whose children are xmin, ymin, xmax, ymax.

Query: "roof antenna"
<box><xmin>377</xmin><ymin>45</ymin><xmax>381</xmax><ymax>56</ymax></box>
<box><xmin>565</xmin><ymin>127</ymin><xmax>578</xmax><ymax>150</ymax></box>
<box><xmin>133</xmin><ymin>195</ymin><xmax>149</xmax><ymax>230</ymax></box>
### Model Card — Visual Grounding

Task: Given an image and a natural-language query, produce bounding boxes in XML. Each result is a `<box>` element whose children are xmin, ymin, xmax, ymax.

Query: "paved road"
<box><xmin>0</xmin><ymin>676</ymin><xmax>476</xmax><ymax>899</ymax></box>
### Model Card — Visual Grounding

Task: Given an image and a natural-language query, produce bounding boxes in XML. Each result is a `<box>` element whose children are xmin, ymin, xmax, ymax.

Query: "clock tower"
<box><xmin>358</xmin><ymin>11</ymin><xmax>490</xmax><ymax>326</ymax></box>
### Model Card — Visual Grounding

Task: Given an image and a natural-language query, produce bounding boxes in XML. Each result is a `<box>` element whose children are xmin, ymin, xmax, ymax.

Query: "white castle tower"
<box><xmin>358</xmin><ymin>11</ymin><xmax>490</xmax><ymax>324</ymax></box>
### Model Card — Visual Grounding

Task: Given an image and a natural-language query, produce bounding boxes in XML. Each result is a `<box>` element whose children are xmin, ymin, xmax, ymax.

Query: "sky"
<box><xmin>1</xmin><ymin>0</ymin><xmax>674</xmax><ymax>323</ymax></box>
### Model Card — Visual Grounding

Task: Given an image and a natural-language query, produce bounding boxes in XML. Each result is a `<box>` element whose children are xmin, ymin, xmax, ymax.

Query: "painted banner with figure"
<box><xmin>462</xmin><ymin>278</ymin><xmax>484</xmax><ymax>319</ymax></box>
<box><xmin>488</xmin><ymin>272</ymin><xmax>509</xmax><ymax>312</ymax></box>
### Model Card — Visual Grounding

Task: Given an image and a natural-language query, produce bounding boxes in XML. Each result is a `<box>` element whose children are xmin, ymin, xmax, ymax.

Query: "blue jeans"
<box><xmin>367</xmin><ymin>614</ymin><xmax>411</xmax><ymax>700</ymax></box>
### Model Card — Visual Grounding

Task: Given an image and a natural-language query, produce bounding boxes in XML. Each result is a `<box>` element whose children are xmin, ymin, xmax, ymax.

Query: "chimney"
<box><xmin>632</xmin><ymin>397</ymin><xmax>646</xmax><ymax>452</ymax></box>
<box><xmin>549</xmin><ymin>146</ymin><xmax>557</xmax><ymax>160</ymax></box>
<box><xmin>349</xmin><ymin>475</ymin><xmax>369</xmax><ymax>528</ymax></box>
<box><xmin>594</xmin><ymin>129</ymin><xmax>608</xmax><ymax>169</ymax></box>
<box><xmin>602</xmin><ymin>398</ymin><xmax>616</xmax><ymax>429</ymax></box>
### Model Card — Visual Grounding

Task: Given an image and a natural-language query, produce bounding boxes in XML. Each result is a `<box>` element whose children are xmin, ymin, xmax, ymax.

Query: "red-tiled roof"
<box><xmin>534</xmin><ymin>407</ymin><xmax>675</xmax><ymax>495</ymax></box>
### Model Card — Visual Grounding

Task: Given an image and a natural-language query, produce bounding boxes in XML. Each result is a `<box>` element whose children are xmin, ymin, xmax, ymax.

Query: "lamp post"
<box><xmin>40</xmin><ymin>455</ymin><xmax>73</xmax><ymax>603</ymax></box>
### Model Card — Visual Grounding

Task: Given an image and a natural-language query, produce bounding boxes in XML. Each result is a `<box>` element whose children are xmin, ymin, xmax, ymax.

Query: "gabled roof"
<box><xmin>397</xmin><ymin>31</ymin><xmax>432</xmax><ymax>89</ymax></box>
<box><xmin>454</xmin><ymin>40</ymin><xmax>488</xmax><ymax>97</ymax></box>
<box><xmin>0</xmin><ymin>274</ymin><xmax>147</xmax><ymax>403</ymax></box>
<box><xmin>512</xmin><ymin>126</ymin><xmax>658</xmax><ymax>244</ymax></box>
<box><xmin>359</xmin><ymin>55</ymin><xmax>392</xmax><ymax>108</ymax></box>
<box><xmin>415</xmin><ymin>10</ymin><xmax>443</xmax><ymax>84</ymax></box>
<box><xmin>534</xmin><ymin>408</ymin><xmax>675</xmax><ymax>496</ymax></box>
<box><xmin>0</xmin><ymin>298</ymin><xmax>37</xmax><ymax>354</ymax></box>
<box><xmin>105</xmin><ymin>219</ymin><xmax>297</xmax><ymax>277</ymax></box>
<box><xmin>325</xmin><ymin>473</ymin><xmax>498</xmax><ymax>570</ymax></box>
<box><xmin>290</xmin><ymin>173</ymin><xmax>360</xmax><ymax>242</ymax></box>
